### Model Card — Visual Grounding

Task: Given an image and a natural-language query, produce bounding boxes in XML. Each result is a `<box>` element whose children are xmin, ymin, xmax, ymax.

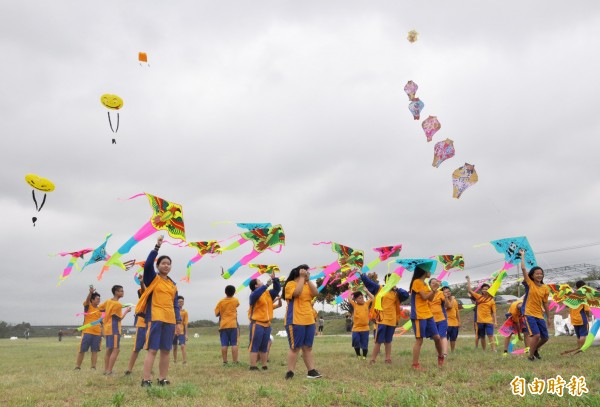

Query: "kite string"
<box><xmin>38</xmin><ymin>193</ymin><xmax>47</xmax><ymax>212</ymax></box>
<box><xmin>108</xmin><ymin>111</ymin><xmax>115</xmax><ymax>133</ymax></box>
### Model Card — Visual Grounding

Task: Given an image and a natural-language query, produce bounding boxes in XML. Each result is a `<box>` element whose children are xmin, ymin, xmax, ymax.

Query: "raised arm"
<box><xmin>519</xmin><ymin>249</ymin><xmax>529</xmax><ymax>281</ymax></box>
<box><xmin>144</xmin><ymin>235</ymin><xmax>163</xmax><ymax>286</ymax></box>
<box><xmin>420</xmin><ymin>279</ymin><xmax>438</xmax><ymax>301</ymax></box>
<box><xmin>360</xmin><ymin>274</ymin><xmax>381</xmax><ymax>296</ymax></box>
<box><xmin>465</xmin><ymin>275</ymin><xmax>476</xmax><ymax>297</ymax></box>
<box><xmin>83</xmin><ymin>286</ymin><xmax>94</xmax><ymax>306</ymax></box>
<box><xmin>269</xmin><ymin>276</ymin><xmax>281</xmax><ymax>300</ymax></box>
<box><xmin>250</xmin><ymin>285</ymin><xmax>268</xmax><ymax>306</ymax></box>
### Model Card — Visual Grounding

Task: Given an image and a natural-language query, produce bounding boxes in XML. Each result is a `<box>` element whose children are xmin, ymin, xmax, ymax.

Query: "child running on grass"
<box><xmin>562</xmin><ymin>280</ymin><xmax>591</xmax><ymax>355</ymax></box>
<box><xmin>348</xmin><ymin>290</ymin><xmax>374</xmax><ymax>359</ymax></box>
<box><xmin>502</xmin><ymin>298</ymin><xmax>527</xmax><ymax>356</ymax></box>
<box><xmin>443</xmin><ymin>286</ymin><xmax>460</xmax><ymax>353</ymax></box>
<box><xmin>466</xmin><ymin>276</ymin><xmax>497</xmax><ymax>352</ymax></box>
<box><xmin>519</xmin><ymin>248</ymin><xmax>550</xmax><ymax>362</ymax></box>
<box><xmin>215</xmin><ymin>285</ymin><xmax>240</xmax><ymax>364</ymax></box>
<box><xmin>75</xmin><ymin>286</ymin><xmax>102</xmax><ymax>370</ymax></box>
<box><xmin>100</xmin><ymin>285</ymin><xmax>131</xmax><ymax>375</ymax></box>
<box><xmin>173</xmin><ymin>296</ymin><xmax>189</xmax><ymax>364</ymax></box>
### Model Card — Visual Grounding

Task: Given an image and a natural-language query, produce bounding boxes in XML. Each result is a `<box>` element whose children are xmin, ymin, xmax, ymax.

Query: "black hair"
<box><xmin>481</xmin><ymin>283</ymin><xmax>490</xmax><ymax>290</ymax></box>
<box><xmin>441</xmin><ymin>286</ymin><xmax>451</xmax><ymax>292</ymax></box>
<box><xmin>283</xmin><ymin>264</ymin><xmax>309</xmax><ymax>299</ymax></box>
<box><xmin>178</xmin><ymin>296</ymin><xmax>184</xmax><ymax>301</ymax></box>
<box><xmin>528</xmin><ymin>266</ymin><xmax>544</xmax><ymax>284</ymax></box>
<box><xmin>111</xmin><ymin>285</ymin><xmax>123</xmax><ymax>295</ymax></box>
<box><xmin>409</xmin><ymin>266</ymin><xmax>428</xmax><ymax>292</ymax></box>
<box><xmin>575</xmin><ymin>280</ymin><xmax>586</xmax><ymax>289</ymax></box>
<box><xmin>90</xmin><ymin>293</ymin><xmax>100</xmax><ymax>301</ymax></box>
<box><xmin>352</xmin><ymin>291</ymin><xmax>364</xmax><ymax>300</ymax></box>
<box><xmin>225</xmin><ymin>285</ymin><xmax>236</xmax><ymax>297</ymax></box>
<box><xmin>249</xmin><ymin>279</ymin><xmax>258</xmax><ymax>292</ymax></box>
<box><xmin>156</xmin><ymin>255</ymin><xmax>172</xmax><ymax>267</ymax></box>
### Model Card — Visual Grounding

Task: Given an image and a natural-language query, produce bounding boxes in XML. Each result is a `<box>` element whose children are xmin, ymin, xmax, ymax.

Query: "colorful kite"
<box><xmin>81</xmin><ymin>233</ymin><xmax>112</xmax><ymax>272</ymax></box>
<box><xmin>25</xmin><ymin>173</ymin><xmax>55</xmax><ymax>226</ymax></box>
<box><xmin>404</xmin><ymin>81</ymin><xmax>418</xmax><ymax>101</ymax></box>
<box><xmin>138</xmin><ymin>52</ymin><xmax>149</xmax><ymax>66</ymax></box>
<box><xmin>432</xmin><ymin>138</ymin><xmax>455</xmax><ymax>168</ymax></box>
<box><xmin>99</xmin><ymin>193</ymin><xmax>185</xmax><ymax>280</ymax></box>
<box><xmin>237</xmin><ymin>264</ymin><xmax>280</xmax><ymax>293</ymax></box>
<box><xmin>452</xmin><ymin>163</ymin><xmax>478</xmax><ymax>198</ymax></box>
<box><xmin>220</xmin><ymin>224</ymin><xmax>285</xmax><ymax>279</ymax></box>
<box><xmin>390</xmin><ymin>258</ymin><xmax>438</xmax><ymax>276</ymax></box>
<box><xmin>434</xmin><ymin>254</ymin><xmax>464</xmax><ymax>281</ymax></box>
<box><xmin>580</xmin><ymin>319</ymin><xmax>600</xmax><ymax>352</ymax></box>
<box><xmin>54</xmin><ymin>248</ymin><xmax>93</xmax><ymax>285</ymax></box>
<box><xmin>100</xmin><ymin>93</ymin><xmax>123</xmax><ymax>144</ymax></box>
<box><xmin>183</xmin><ymin>240</ymin><xmax>221</xmax><ymax>283</ymax></box>
<box><xmin>422</xmin><ymin>116</ymin><xmax>441</xmax><ymax>142</ymax></box>
<box><xmin>408</xmin><ymin>98</ymin><xmax>424</xmax><ymax>120</ymax></box>
<box><xmin>407</xmin><ymin>30</ymin><xmax>419</xmax><ymax>43</ymax></box>
<box><xmin>313</xmin><ymin>242</ymin><xmax>364</xmax><ymax>292</ymax></box>
<box><xmin>489</xmin><ymin>236</ymin><xmax>537</xmax><ymax>272</ymax></box>
<box><xmin>548</xmin><ymin>284</ymin><xmax>600</xmax><ymax>309</ymax></box>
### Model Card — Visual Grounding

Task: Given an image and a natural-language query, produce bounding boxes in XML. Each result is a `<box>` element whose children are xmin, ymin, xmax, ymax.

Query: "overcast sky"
<box><xmin>1</xmin><ymin>1</ymin><xmax>599</xmax><ymax>326</ymax></box>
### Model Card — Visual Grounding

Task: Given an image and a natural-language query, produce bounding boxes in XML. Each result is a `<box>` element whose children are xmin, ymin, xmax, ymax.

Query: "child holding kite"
<box><xmin>519</xmin><ymin>248</ymin><xmax>550</xmax><ymax>361</ymax></box>
<box><xmin>502</xmin><ymin>298</ymin><xmax>527</xmax><ymax>356</ymax></box>
<box><xmin>215</xmin><ymin>285</ymin><xmax>240</xmax><ymax>364</ymax></box>
<box><xmin>248</xmin><ymin>273</ymin><xmax>281</xmax><ymax>370</ymax></box>
<box><xmin>348</xmin><ymin>290</ymin><xmax>374</xmax><ymax>359</ymax></box>
<box><xmin>466</xmin><ymin>276</ymin><xmax>497</xmax><ymax>352</ymax></box>
<box><xmin>562</xmin><ymin>280</ymin><xmax>592</xmax><ymax>355</ymax></box>
<box><xmin>75</xmin><ymin>286</ymin><xmax>103</xmax><ymax>371</ymax></box>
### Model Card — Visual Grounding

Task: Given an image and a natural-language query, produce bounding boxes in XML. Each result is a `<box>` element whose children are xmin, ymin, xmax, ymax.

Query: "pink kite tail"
<box><xmin>590</xmin><ymin>308</ymin><xmax>600</xmax><ymax>319</ymax></box>
<box><xmin>312</xmin><ymin>241</ymin><xmax>332</xmax><ymax>246</ymax></box>
<box><xmin>437</xmin><ymin>270</ymin><xmax>448</xmax><ymax>281</ymax></box>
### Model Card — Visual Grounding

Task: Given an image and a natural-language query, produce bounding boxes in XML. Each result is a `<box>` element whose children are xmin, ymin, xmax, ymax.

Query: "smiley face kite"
<box><xmin>25</xmin><ymin>173</ymin><xmax>55</xmax><ymax>226</ymax></box>
<box><xmin>100</xmin><ymin>94</ymin><xmax>124</xmax><ymax>143</ymax></box>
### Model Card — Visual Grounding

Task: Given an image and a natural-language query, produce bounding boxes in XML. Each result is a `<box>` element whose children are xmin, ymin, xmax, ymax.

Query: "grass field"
<box><xmin>0</xmin><ymin>327</ymin><xmax>598</xmax><ymax>407</ymax></box>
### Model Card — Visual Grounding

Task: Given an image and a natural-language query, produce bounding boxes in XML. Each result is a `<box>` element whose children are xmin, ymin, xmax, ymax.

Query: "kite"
<box><xmin>489</xmin><ymin>236</ymin><xmax>537</xmax><ymax>272</ymax></box>
<box><xmin>77</xmin><ymin>316</ymin><xmax>103</xmax><ymax>331</ymax></box>
<box><xmin>99</xmin><ymin>193</ymin><xmax>185</xmax><ymax>280</ymax></box>
<box><xmin>138</xmin><ymin>52</ymin><xmax>149</xmax><ymax>66</ymax></box>
<box><xmin>237</xmin><ymin>264</ymin><xmax>280</xmax><ymax>293</ymax></box>
<box><xmin>452</xmin><ymin>163</ymin><xmax>478</xmax><ymax>198</ymax></box>
<box><xmin>404</xmin><ymin>81</ymin><xmax>418</xmax><ymax>101</ymax></box>
<box><xmin>313</xmin><ymin>242</ymin><xmax>364</xmax><ymax>292</ymax></box>
<box><xmin>374</xmin><ymin>272</ymin><xmax>402</xmax><ymax>311</ymax></box>
<box><xmin>220</xmin><ymin>224</ymin><xmax>285</xmax><ymax>279</ymax></box>
<box><xmin>547</xmin><ymin>284</ymin><xmax>600</xmax><ymax>309</ymax></box>
<box><xmin>391</xmin><ymin>258</ymin><xmax>438</xmax><ymax>276</ymax></box>
<box><xmin>54</xmin><ymin>248</ymin><xmax>93</xmax><ymax>286</ymax></box>
<box><xmin>81</xmin><ymin>233</ymin><xmax>112</xmax><ymax>272</ymax></box>
<box><xmin>580</xmin><ymin>319</ymin><xmax>600</xmax><ymax>352</ymax></box>
<box><xmin>25</xmin><ymin>173</ymin><xmax>55</xmax><ymax>226</ymax></box>
<box><xmin>432</xmin><ymin>138</ymin><xmax>455</xmax><ymax>168</ymax></box>
<box><xmin>407</xmin><ymin>30</ymin><xmax>419</xmax><ymax>43</ymax></box>
<box><xmin>100</xmin><ymin>93</ymin><xmax>123</xmax><ymax>144</ymax></box>
<box><xmin>408</xmin><ymin>98</ymin><xmax>424</xmax><ymax>120</ymax></box>
<box><xmin>434</xmin><ymin>254</ymin><xmax>464</xmax><ymax>281</ymax></box>
<box><xmin>422</xmin><ymin>116</ymin><xmax>441</xmax><ymax>142</ymax></box>
<box><xmin>183</xmin><ymin>240</ymin><xmax>221</xmax><ymax>283</ymax></box>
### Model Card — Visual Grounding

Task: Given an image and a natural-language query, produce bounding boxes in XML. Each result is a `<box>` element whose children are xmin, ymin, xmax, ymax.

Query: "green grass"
<box><xmin>0</xmin><ymin>334</ymin><xmax>597</xmax><ymax>406</ymax></box>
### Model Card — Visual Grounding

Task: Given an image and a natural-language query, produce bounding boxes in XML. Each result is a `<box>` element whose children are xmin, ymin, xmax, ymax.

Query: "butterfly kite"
<box><xmin>183</xmin><ymin>240</ymin><xmax>221</xmax><ymax>282</ymax></box>
<box><xmin>452</xmin><ymin>163</ymin><xmax>478</xmax><ymax>198</ymax></box>
<box><xmin>25</xmin><ymin>173</ymin><xmax>55</xmax><ymax>226</ymax></box>
<box><xmin>99</xmin><ymin>193</ymin><xmax>185</xmax><ymax>280</ymax></box>
<box><xmin>432</xmin><ymin>139</ymin><xmax>455</xmax><ymax>168</ymax></box>
<box><xmin>220</xmin><ymin>224</ymin><xmax>285</xmax><ymax>279</ymax></box>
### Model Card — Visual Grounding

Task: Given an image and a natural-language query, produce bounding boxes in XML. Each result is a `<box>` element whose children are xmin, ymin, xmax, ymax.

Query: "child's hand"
<box><xmin>157</xmin><ymin>235</ymin><xmax>164</xmax><ymax>246</ymax></box>
<box><xmin>518</xmin><ymin>248</ymin><xmax>525</xmax><ymax>256</ymax></box>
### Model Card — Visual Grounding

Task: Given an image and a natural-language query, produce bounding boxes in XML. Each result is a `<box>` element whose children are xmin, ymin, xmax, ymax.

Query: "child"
<box><xmin>429</xmin><ymin>279</ymin><xmax>449</xmax><ymax>356</ymax></box>
<box><xmin>471</xmin><ymin>296</ymin><xmax>479</xmax><ymax>348</ymax></box>
<box><xmin>248</xmin><ymin>274</ymin><xmax>281</xmax><ymax>370</ymax></box>
<box><xmin>466</xmin><ymin>276</ymin><xmax>497</xmax><ymax>352</ymax></box>
<box><xmin>519</xmin><ymin>248</ymin><xmax>550</xmax><ymax>361</ymax></box>
<box><xmin>348</xmin><ymin>290</ymin><xmax>374</xmax><ymax>359</ymax></box>
<box><xmin>215</xmin><ymin>285</ymin><xmax>240</xmax><ymax>364</ymax></box>
<box><xmin>503</xmin><ymin>298</ymin><xmax>526</xmax><ymax>356</ymax></box>
<box><xmin>100</xmin><ymin>285</ymin><xmax>131</xmax><ymax>375</ymax></box>
<box><xmin>410</xmin><ymin>267</ymin><xmax>443</xmax><ymax>369</ymax></box>
<box><xmin>443</xmin><ymin>287</ymin><xmax>460</xmax><ymax>353</ymax></box>
<box><xmin>173</xmin><ymin>296</ymin><xmax>189</xmax><ymax>364</ymax></box>
<box><xmin>75</xmin><ymin>286</ymin><xmax>102</xmax><ymax>370</ymax></box>
<box><xmin>562</xmin><ymin>280</ymin><xmax>592</xmax><ymax>355</ymax></box>
<box><xmin>125</xmin><ymin>283</ymin><xmax>146</xmax><ymax>375</ymax></box>
<box><xmin>318</xmin><ymin>316</ymin><xmax>324</xmax><ymax>336</ymax></box>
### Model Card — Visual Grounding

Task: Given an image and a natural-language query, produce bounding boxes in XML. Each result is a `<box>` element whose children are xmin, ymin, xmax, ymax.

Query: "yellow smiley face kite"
<box><xmin>100</xmin><ymin>94</ymin><xmax>124</xmax><ymax>110</ymax></box>
<box><xmin>25</xmin><ymin>174</ymin><xmax>55</xmax><ymax>192</ymax></box>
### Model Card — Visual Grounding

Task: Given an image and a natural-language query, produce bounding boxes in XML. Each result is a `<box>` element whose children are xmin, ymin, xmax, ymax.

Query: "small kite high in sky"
<box><xmin>100</xmin><ymin>93</ymin><xmax>123</xmax><ymax>144</ymax></box>
<box><xmin>138</xmin><ymin>52</ymin><xmax>149</xmax><ymax>66</ymax></box>
<box><xmin>25</xmin><ymin>173</ymin><xmax>55</xmax><ymax>226</ymax></box>
<box><xmin>422</xmin><ymin>116</ymin><xmax>441</xmax><ymax>142</ymax></box>
<box><xmin>408</xmin><ymin>98</ymin><xmax>424</xmax><ymax>120</ymax></box>
<box><xmin>432</xmin><ymin>138</ymin><xmax>455</xmax><ymax>168</ymax></box>
<box><xmin>404</xmin><ymin>80</ymin><xmax>418</xmax><ymax>101</ymax></box>
<box><xmin>452</xmin><ymin>163</ymin><xmax>478</xmax><ymax>198</ymax></box>
<box><xmin>54</xmin><ymin>248</ymin><xmax>93</xmax><ymax>286</ymax></box>
<box><xmin>407</xmin><ymin>30</ymin><xmax>419</xmax><ymax>43</ymax></box>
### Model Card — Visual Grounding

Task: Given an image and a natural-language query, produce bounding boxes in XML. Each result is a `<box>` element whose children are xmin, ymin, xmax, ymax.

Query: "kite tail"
<box><xmin>487</xmin><ymin>269</ymin><xmax>508</xmax><ymax>297</ymax></box>
<box><xmin>317</xmin><ymin>275</ymin><xmax>332</xmax><ymax>293</ymax></box>
<box><xmin>309</xmin><ymin>271</ymin><xmax>325</xmax><ymax>281</ymax></box>
<box><xmin>32</xmin><ymin>190</ymin><xmax>39</xmax><ymax>211</ymax></box>
<box><xmin>437</xmin><ymin>270</ymin><xmax>449</xmax><ymax>281</ymax></box>
<box><xmin>221</xmin><ymin>237</ymin><xmax>246</xmax><ymax>252</ymax></box>
<box><xmin>37</xmin><ymin>193</ymin><xmax>47</xmax><ymax>212</ymax></box>
<box><xmin>108</xmin><ymin>112</ymin><xmax>119</xmax><ymax>133</ymax></box>
<box><xmin>580</xmin><ymin>320</ymin><xmax>600</xmax><ymax>352</ymax></box>
<box><xmin>223</xmin><ymin>250</ymin><xmax>260</xmax><ymax>279</ymax></box>
<box><xmin>361</xmin><ymin>258</ymin><xmax>381</xmax><ymax>274</ymax></box>
<box><xmin>236</xmin><ymin>271</ymin><xmax>262</xmax><ymax>293</ymax></box>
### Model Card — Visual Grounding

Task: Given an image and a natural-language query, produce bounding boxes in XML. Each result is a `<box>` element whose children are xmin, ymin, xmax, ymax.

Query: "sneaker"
<box><xmin>285</xmin><ymin>371</ymin><xmax>294</xmax><ymax>380</ymax></box>
<box><xmin>158</xmin><ymin>379</ymin><xmax>170</xmax><ymax>386</ymax></box>
<box><xmin>307</xmin><ymin>369</ymin><xmax>322</xmax><ymax>379</ymax></box>
<box><xmin>437</xmin><ymin>355</ymin><xmax>445</xmax><ymax>367</ymax></box>
<box><xmin>524</xmin><ymin>347</ymin><xmax>530</xmax><ymax>354</ymax></box>
<box><xmin>103</xmin><ymin>371</ymin><xmax>113</xmax><ymax>376</ymax></box>
<box><xmin>90</xmin><ymin>367</ymin><xmax>96</xmax><ymax>370</ymax></box>
<box><xmin>182</xmin><ymin>361</ymin><xmax>187</xmax><ymax>365</ymax></box>
<box><xmin>141</xmin><ymin>380</ymin><xmax>152</xmax><ymax>387</ymax></box>
<box><xmin>249</xmin><ymin>366</ymin><xmax>260</xmax><ymax>371</ymax></box>
<box><xmin>223</xmin><ymin>361</ymin><xmax>228</xmax><ymax>365</ymax></box>
<box><xmin>124</xmin><ymin>371</ymin><xmax>132</xmax><ymax>376</ymax></box>
<box><xmin>74</xmin><ymin>367</ymin><xmax>81</xmax><ymax>371</ymax></box>
<box><xmin>384</xmin><ymin>359</ymin><xmax>392</xmax><ymax>364</ymax></box>
<box><xmin>361</xmin><ymin>356</ymin><xmax>367</xmax><ymax>360</ymax></box>
<box><xmin>262</xmin><ymin>366</ymin><xmax>268</xmax><ymax>370</ymax></box>
<box><xmin>502</xmin><ymin>352</ymin><xmax>508</xmax><ymax>357</ymax></box>
<box><xmin>527</xmin><ymin>356</ymin><xmax>535</xmax><ymax>362</ymax></box>
<box><xmin>533</xmin><ymin>350</ymin><xmax>541</xmax><ymax>360</ymax></box>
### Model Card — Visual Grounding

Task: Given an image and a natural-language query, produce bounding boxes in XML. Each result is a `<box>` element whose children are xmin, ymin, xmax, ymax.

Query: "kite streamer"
<box><xmin>53</xmin><ymin>248</ymin><xmax>93</xmax><ymax>285</ymax></box>
<box><xmin>312</xmin><ymin>242</ymin><xmax>364</xmax><ymax>292</ymax></box>
<box><xmin>183</xmin><ymin>241</ymin><xmax>221</xmax><ymax>283</ymax></box>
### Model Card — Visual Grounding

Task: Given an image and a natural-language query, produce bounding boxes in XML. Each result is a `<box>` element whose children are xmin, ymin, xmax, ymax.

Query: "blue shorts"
<box><xmin>447</xmin><ymin>326</ymin><xmax>459</xmax><ymax>341</ymax></box>
<box><xmin>352</xmin><ymin>331</ymin><xmax>369</xmax><ymax>349</ymax></box>
<box><xmin>146</xmin><ymin>321</ymin><xmax>176</xmax><ymax>351</ymax></box>
<box><xmin>172</xmin><ymin>334</ymin><xmax>186</xmax><ymax>346</ymax></box>
<box><xmin>436</xmin><ymin>320</ymin><xmax>448</xmax><ymax>339</ymax></box>
<box><xmin>105</xmin><ymin>334</ymin><xmax>120</xmax><ymax>350</ymax></box>
<box><xmin>249</xmin><ymin>323</ymin><xmax>271</xmax><ymax>353</ymax></box>
<box><xmin>80</xmin><ymin>333</ymin><xmax>102</xmax><ymax>353</ymax></box>
<box><xmin>220</xmin><ymin>328</ymin><xmax>238</xmax><ymax>347</ymax></box>
<box><xmin>374</xmin><ymin>324</ymin><xmax>396</xmax><ymax>344</ymax></box>
<box><xmin>574</xmin><ymin>325</ymin><xmax>588</xmax><ymax>339</ymax></box>
<box><xmin>525</xmin><ymin>316</ymin><xmax>548</xmax><ymax>339</ymax></box>
<box><xmin>285</xmin><ymin>324</ymin><xmax>315</xmax><ymax>350</ymax></box>
<box><xmin>134</xmin><ymin>327</ymin><xmax>147</xmax><ymax>352</ymax></box>
<box><xmin>477</xmin><ymin>323</ymin><xmax>494</xmax><ymax>338</ymax></box>
<box><xmin>412</xmin><ymin>318</ymin><xmax>438</xmax><ymax>339</ymax></box>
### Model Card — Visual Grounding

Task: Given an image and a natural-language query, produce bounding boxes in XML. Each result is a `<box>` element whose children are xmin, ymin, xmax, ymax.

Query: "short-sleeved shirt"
<box><xmin>570</xmin><ymin>304</ymin><xmax>590</xmax><ymax>326</ymax></box>
<box><xmin>522</xmin><ymin>276</ymin><xmax>549</xmax><ymax>319</ymax></box>
<box><xmin>446</xmin><ymin>298</ymin><xmax>460</xmax><ymax>327</ymax></box>
<box><xmin>410</xmin><ymin>279</ymin><xmax>433</xmax><ymax>320</ymax></box>
<box><xmin>100</xmin><ymin>299</ymin><xmax>123</xmax><ymax>336</ymax></box>
<box><xmin>349</xmin><ymin>298</ymin><xmax>373</xmax><ymax>332</ymax></box>
<box><xmin>508</xmin><ymin>300</ymin><xmax>524</xmax><ymax>324</ymax></box>
<box><xmin>249</xmin><ymin>290</ymin><xmax>276</xmax><ymax>327</ymax></box>
<box><xmin>180</xmin><ymin>309</ymin><xmax>189</xmax><ymax>334</ymax></box>
<box><xmin>82</xmin><ymin>302</ymin><xmax>102</xmax><ymax>335</ymax></box>
<box><xmin>284</xmin><ymin>281</ymin><xmax>315</xmax><ymax>325</ymax></box>
<box><xmin>375</xmin><ymin>290</ymin><xmax>400</xmax><ymax>326</ymax></box>
<box><xmin>471</xmin><ymin>292</ymin><xmax>496</xmax><ymax>324</ymax></box>
<box><xmin>430</xmin><ymin>291</ymin><xmax>448</xmax><ymax>323</ymax></box>
<box><xmin>215</xmin><ymin>297</ymin><xmax>239</xmax><ymax>329</ymax></box>
<box><xmin>150</xmin><ymin>277</ymin><xmax>178</xmax><ymax>324</ymax></box>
